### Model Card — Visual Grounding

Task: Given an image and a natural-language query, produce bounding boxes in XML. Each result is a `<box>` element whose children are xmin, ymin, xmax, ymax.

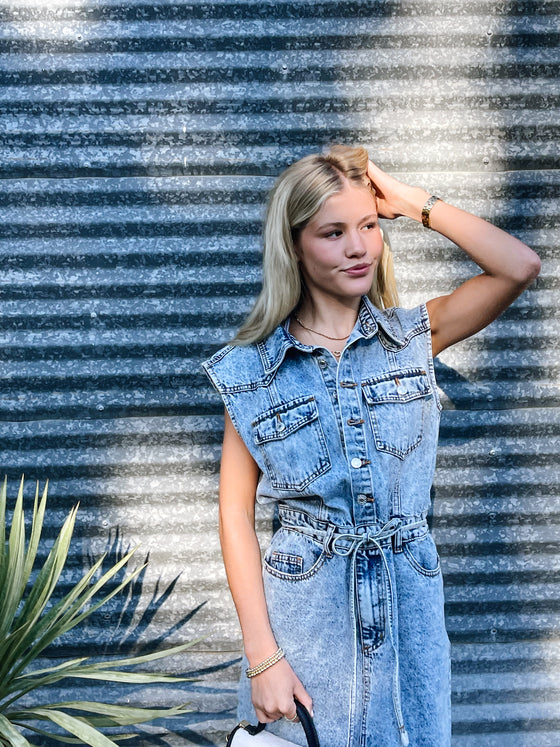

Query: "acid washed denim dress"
<box><xmin>203</xmin><ymin>297</ymin><xmax>451</xmax><ymax>747</ymax></box>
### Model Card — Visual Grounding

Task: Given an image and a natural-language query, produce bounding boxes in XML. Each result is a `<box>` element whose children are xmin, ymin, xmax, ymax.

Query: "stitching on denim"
<box><xmin>402</xmin><ymin>542</ymin><xmax>441</xmax><ymax>578</ymax></box>
<box><xmin>263</xmin><ymin>551</ymin><xmax>327</xmax><ymax>582</ymax></box>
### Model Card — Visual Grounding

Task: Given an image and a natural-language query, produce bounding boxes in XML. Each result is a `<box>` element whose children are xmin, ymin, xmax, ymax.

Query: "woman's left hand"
<box><xmin>367</xmin><ymin>160</ymin><xmax>428</xmax><ymax>221</ymax></box>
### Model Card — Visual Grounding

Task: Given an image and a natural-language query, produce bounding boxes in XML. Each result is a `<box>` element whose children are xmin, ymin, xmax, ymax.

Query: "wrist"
<box><xmin>245</xmin><ymin>646</ymin><xmax>285</xmax><ymax>678</ymax></box>
<box><xmin>396</xmin><ymin>186</ymin><xmax>431</xmax><ymax>222</ymax></box>
<box><xmin>244</xmin><ymin>638</ymin><xmax>280</xmax><ymax>668</ymax></box>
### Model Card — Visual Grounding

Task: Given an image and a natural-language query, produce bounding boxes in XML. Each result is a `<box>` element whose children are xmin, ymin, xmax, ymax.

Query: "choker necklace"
<box><xmin>294</xmin><ymin>314</ymin><xmax>353</xmax><ymax>341</ymax></box>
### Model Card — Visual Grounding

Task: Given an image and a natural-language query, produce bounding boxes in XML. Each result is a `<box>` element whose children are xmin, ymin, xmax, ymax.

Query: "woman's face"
<box><xmin>294</xmin><ymin>180</ymin><xmax>383</xmax><ymax>305</ymax></box>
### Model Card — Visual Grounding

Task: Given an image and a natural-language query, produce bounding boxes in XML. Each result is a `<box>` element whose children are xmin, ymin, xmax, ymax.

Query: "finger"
<box><xmin>367</xmin><ymin>159</ymin><xmax>384</xmax><ymax>183</ymax></box>
<box><xmin>254</xmin><ymin>706</ymin><xmax>278</xmax><ymax>724</ymax></box>
<box><xmin>285</xmin><ymin>709</ymin><xmax>299</xmax><ymax>723</ymax></box>
<box><xmin>293</xmin><ymin>685</ymin><xmax>314</xmax><ymax>718</ymax></box>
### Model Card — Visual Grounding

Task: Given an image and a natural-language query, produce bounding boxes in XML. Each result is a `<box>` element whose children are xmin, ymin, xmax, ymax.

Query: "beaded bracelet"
<box><xmin>245</xmin><ymin>647</ymin><xmax>285</xmax><ymax>678</ymax></box>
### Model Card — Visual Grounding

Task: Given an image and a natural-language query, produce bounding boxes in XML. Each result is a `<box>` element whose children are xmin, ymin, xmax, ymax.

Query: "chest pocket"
<box><xmin>362</xmin><ymin>369</ymin><xmax>431</xmax><ymax>460</ymax></box>
<box><xmin>253</xmin><ymin>396</ymin><xmax>331</xmax><ymax>491</ymax></box>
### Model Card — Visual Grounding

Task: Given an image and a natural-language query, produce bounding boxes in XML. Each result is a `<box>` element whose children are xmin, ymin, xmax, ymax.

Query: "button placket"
<box><xmin>336</xmin><ymin>359</ymin><xmax>375</xmax><ymax>519</ymax></box>
<box><xmin>314</xmin><ymin>354</ymin><xmax>346</xmax><ymax>447</ymax></box>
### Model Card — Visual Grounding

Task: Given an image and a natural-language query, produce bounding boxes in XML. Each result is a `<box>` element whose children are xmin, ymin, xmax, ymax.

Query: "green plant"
<box><xmin>0</xmin><ymin>477</ymin><xmax>197</xmax><ymax>746</ymax></box>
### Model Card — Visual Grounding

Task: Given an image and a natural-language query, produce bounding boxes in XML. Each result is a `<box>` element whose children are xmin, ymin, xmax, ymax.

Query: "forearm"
<box><xmin>219</xmin><ymin>505</ymin><xmax>278</xmax><ymax>666</ymax></box>
<box><xmin>394</xmin><ymin>185</ymin><xmax>540</xmax><ymax>286</ymax></box>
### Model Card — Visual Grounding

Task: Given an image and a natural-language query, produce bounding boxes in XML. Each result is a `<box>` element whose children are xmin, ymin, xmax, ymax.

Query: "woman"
<box><xmin>203</xmin><ymin>146</ymin><xmax>540</xmax><ymax>746</ymax></box>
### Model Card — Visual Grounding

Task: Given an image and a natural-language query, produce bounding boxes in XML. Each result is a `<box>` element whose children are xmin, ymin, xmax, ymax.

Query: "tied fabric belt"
<box><xmin>279</xmin><ymin>514</ymin><xmax>429</xmax><ymax>747</ymax></box>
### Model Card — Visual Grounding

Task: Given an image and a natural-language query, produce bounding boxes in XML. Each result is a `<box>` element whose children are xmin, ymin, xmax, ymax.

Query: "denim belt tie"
<box><xmin>283</xmin><ymin>515</ymin><xmax>428</xmax><ymax>747</ymax></box>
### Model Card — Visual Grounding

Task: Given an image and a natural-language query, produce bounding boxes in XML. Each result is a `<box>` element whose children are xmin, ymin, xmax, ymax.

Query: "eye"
<box><xmin>362</xmin><ymin>222</ymin><xmax>378</xmax><ymax>231</ymax></box>
<box><xmin>324</xmin><ymin>229</ymin><xmax>342</xmax><ymax>238</ymax></box>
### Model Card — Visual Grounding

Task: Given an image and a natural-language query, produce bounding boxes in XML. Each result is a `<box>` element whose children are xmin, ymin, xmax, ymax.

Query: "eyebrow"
<box><xmin>316</xmin><ymin>214</ymin><xmax>378</xmax><ymax>230</ymax></box>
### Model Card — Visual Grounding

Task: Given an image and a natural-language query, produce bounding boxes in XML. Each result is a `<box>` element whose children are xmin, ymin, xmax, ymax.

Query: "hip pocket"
<box><xmin>264</xmin><ymin>528</ymin><xmax>326</xmax><ymax>581</ymax></box>
<box><xmin>362</xmin><ymin>368</ymin><xmax>431</xmax><ymax>459</ymax></box>
<box><xmin>403</xmin><ymin>534</ymin><xmax>441</xmax><ymax>578</ymax></box>
<box><xmin>253</xmin><ymin>396</ymin><xmax>331</xmax><ymax>491</ymax></box>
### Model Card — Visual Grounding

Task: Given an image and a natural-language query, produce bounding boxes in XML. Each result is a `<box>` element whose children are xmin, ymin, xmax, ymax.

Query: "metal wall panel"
<box><xmin>0</xmin><ymin>1</ymin><xmax>558</xmax><ymax>744</ymax></box>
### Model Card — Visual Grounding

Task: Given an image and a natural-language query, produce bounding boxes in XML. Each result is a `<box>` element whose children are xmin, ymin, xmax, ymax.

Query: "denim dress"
<box><xmin>203</xmin><ymin>297</ymin><xmax>451</xmax><ymax>747</ymax></box>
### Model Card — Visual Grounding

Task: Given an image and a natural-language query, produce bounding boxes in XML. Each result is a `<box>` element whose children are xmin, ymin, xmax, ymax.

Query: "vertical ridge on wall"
<box><xmin>0</xmin><ymin>1</ymin><xmax>558</xmax><ymax>744</ymax></box>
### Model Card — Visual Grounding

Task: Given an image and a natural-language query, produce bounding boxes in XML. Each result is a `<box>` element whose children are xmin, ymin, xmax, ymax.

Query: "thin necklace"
<box><xmin>293</xmin><ymin>314</ymin><xmax>353</xmax><ymax>341</ymax></box>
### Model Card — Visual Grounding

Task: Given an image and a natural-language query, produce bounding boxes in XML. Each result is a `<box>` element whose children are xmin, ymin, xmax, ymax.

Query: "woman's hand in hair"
<box><xmin>250</xmin><ymin>657</ymin><xmax>313</xmax><ymax>724</ymax></box>
<box><xmin>367</xmin><ymin>160</ymin><xmax>429</xmax><ymax>222</ymax></box>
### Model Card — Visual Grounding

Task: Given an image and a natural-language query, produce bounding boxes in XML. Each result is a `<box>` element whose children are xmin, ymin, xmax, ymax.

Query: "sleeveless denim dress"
<box><xmin>203</xmin><ymin>297</ymin><xmax>451</xmax><ymax>747</ymax></box>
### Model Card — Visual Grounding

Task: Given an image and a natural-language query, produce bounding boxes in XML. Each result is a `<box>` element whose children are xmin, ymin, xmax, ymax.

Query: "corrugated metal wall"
<box><xmin>0</xmin><ymin>1</ymin><xmax>558</xmax><ymax>744</ymax></box>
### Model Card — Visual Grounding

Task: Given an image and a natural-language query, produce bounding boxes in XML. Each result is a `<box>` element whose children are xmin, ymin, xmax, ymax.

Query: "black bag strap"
<box><xmin>294</xmin><ymin>698</ymin><xmax>320</xmax><ymax>747</ymax></box>
<box><xmin>226</xmin><ymin>697</ymin><xmax>320</xmax><ymax>746</ymax></box>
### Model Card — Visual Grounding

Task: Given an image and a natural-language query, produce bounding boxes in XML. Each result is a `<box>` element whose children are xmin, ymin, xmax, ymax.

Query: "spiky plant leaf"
<box><xmin>0</xmin><ymin>712</ymin><xmax>32</xmax><ymax>746</ymax></box>
<box><xmin>12</xmin><ymin>724</ymin><xmax>137</xmax><ymax>745</ymax></box>
<box><xmin>20</xmin><ymin>483</ymin><xmax>47</xmax><ymax>601</ymax></box>
<box><xmin>11</xmin><ymin>701</ymin><xmax>190</xmax><ymax>727</ymax></box>
<box><xmin>21</xmin><ymin>709</ymin><xmax>119</xmax><ymax>747</ymax></box>
<box><xmin>0</xmin><ymin>477</ymin><xmax>8</xmax><ymax>595</ymax></box>
<box><xmin>0</xmin><ymin>478</ymin><xmax>26</xmax><ymax>641</ymax></box>
<box><xmin>0</xmin><ymin>479</ymin><xmax>197</xmax><ymax>745</ymax></box>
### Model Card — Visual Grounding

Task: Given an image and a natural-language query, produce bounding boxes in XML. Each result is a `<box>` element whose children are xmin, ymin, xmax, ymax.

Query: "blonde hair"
<box><xmin>234</xmin><ymin>145</ymin><xmax>399</xmax><ymax>344</ymax></box>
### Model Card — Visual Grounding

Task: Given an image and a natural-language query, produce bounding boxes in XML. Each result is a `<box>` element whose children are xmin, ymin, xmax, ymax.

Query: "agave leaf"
<box><xmin>0</xmin><ymin>713</ymin><xmax>32</xmax><ymax>746</ymax></box>
<box><xmin>14</xmin><ymin>505</ymin><xmax>78</xmax><ymax>630</ymax></box>
<box><xmin>0</xmin><ymin>480</ymin><xmax>197</xmax><ymax>744</ymax></box>
<box><xmin>29</xmin><ymin>561</ymin><xmax>146</xmax><ymax>658</ymax></box>
<box><xmin>14</xmin><ymin>556</ymin><xmax>145</xmax><ymax>684</ymax></box>
<box><xmin>6</xmin><ymin>668</ymin><xmax>191</xmax><ymax>702</ymax></box>
<box><xmin>0</xmin><ymin>477</ymin><xmax>7</xmax><ymax>592</ymax></box>
<box><xmin>6</xmin><ymin>641</ymin><xmax>199</xmax><ymax>701</ymax></box>
<box><xmin>0</xmin><ymin>478</ymin><xmax>26</xmax><ymax>641</ymax></box>
<box><xmin>20</xmin><ymin>483</ymin><xmax>48</xmax><ymax>602</ymax></box>
<box><xmin>13</xmin><ymin>658</ymin><xmax>89</xmax><ymax>681</ymax></box>
<box><xmin>0</xmin><ymin>515</ymin><xmax>111</xmax><ymax>684</ymax></box>
<box><xmin>3</xmin><ymin>555</ymin><xmax>106</xmax><ymax>679</ymax></box>
<box><xmin>16</xmin><ymin>701</ymin><xmax>190</xmax><ymax>726</ymax></box>
<box><xmin>3</xmin><ymin>662</ymin><xmax>94</xmax><ymax>703</ymax></box>
<box><xmin>0</xmin><ymin>507</ymin><xmax>79</xmax><ymax>684</ymax></box>
<box><xmin>16</xmin><ymin>724</ymin><xmax>137</xmax><ymax>744</ymax></box>
<box><xmin>20</xmin><ymin>709</ymin><xmax>118</xmax><ymax>747</ymax></box>
<box><xmin>51</xmin><ymin>671</ymin><xmax>194</xmax><ymax>684</ymax></box>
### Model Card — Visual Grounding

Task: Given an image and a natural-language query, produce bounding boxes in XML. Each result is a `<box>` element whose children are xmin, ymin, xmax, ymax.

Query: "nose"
<box><xmin>344</xmin><ymin>229</ymin><xmax>367</xmax><ymax>258</ymax></box>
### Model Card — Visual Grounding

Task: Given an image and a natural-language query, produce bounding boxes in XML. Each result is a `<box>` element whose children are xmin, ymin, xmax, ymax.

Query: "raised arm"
<box><xmin>367</xmin><ymin>161</ymin><xmax>542</xmax><ymax>357</ymax></box>
<box><xmin>219</xmin><ymin>410</ymin><xmax>312</xmax><ymax>723</ymax></box>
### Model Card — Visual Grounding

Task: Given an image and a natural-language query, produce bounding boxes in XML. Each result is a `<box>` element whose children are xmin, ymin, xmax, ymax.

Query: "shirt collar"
<box><xmin>257</xmin><ymin>296</ymin><xmax>405</xmax><ymax>376</ymax></box>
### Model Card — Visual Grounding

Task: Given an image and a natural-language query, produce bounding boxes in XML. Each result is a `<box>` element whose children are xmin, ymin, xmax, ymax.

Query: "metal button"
<box><xmin>318</xmin><ymin>358</ymin><xmax>328</xmax><ymax>369</ymax></box>
<box><xmin>351</xmin><ymin>457</ymin><xmax>362</xmax><ymax>469</ymax></box>
<box><xmin>357</xmin><ymin>493</ymin><xmax>374</xmax><ymax>504</ymax></box>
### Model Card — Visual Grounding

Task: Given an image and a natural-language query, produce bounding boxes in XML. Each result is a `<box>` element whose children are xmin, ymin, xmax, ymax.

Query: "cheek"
<box><xmin>301</xmin><ymin>245</ymin><xmax>333</xmax><ymax>273</ymax></box>
<box><xmin>371</xmin><ymin>232</ymin><xmax>384</xmax><ymax>258</ymax></box>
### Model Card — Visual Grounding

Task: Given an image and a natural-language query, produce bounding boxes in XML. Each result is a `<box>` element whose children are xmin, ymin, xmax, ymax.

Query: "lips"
<box><xmin>343</xmin><ymin>263</ymin><xmax>372</xmax><ymax>276</ymax></box>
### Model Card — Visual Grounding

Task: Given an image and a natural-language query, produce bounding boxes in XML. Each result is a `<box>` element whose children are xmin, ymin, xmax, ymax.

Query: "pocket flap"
<box><xmin>362</xmin><ymin>369</ymin><xmax>430</xmax><ymax>405</ymax></box>
<box><xmin>253</xmin><ymin>396</ymin><xmax>318</xmax><ymax>444</ymax></box>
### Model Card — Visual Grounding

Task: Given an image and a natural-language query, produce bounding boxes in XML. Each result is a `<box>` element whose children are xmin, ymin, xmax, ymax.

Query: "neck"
<box><xmin>296</xmin><ymin>295</ymin><xmax>361</xmax><ymax>338</ymax></box>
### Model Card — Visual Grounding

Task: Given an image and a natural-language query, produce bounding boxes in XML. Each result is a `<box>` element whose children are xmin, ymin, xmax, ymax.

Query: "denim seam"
<box><xmin>402</xmin><ymin>543</ymin><xmax>442</xmax><ymax>578</ymax></box>
<box><xmin>263</xmin><ymin>552</ymin><xmax>327</xmax><ymax>582</ymax></box>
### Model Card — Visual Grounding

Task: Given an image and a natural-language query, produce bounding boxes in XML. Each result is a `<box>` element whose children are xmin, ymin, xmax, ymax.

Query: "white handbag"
<box><xmin>226</xmin><ymin>699</ymin><xmax>319</xmax><ymax>747</ymax></box>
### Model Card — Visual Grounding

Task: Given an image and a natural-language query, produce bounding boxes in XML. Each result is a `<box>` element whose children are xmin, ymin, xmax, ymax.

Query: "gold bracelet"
<box><xmin>421</xmin><ymin>195</ymin><xmax>441</xmax><ymax>229</ymax></box>
<box><xmin>245</xmin><ymin>647</ymin><xmax>285</xmax><ymax>678</ymax></box>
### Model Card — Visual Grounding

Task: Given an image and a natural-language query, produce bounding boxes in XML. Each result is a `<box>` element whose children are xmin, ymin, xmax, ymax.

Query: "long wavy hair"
<box><xmin>234</xmin><ymin>145</ymin><xmax>399</xmax><ymax>344</ymax></box>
